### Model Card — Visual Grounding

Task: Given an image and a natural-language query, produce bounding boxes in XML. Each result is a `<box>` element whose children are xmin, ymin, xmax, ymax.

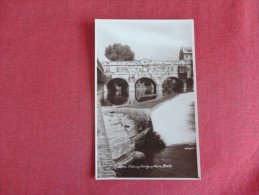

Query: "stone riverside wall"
<box><xmin>97</xmin><ymin>104</ymin><xmax>152</xmax><ymax>177</ymax></box>
<box><xmin>114</xmin><ymin>107</ymin><xmax>151</xmax><ymax>121</ymax></box>
<box><xmin>96</xmin><ymin>99</ymin><xmax>116</xmax><ymax>178</ymax></box>
<box><xmin>102</xmin><ymin>112</ymin><xmax>136</xmax><ymax>161</ymax></box>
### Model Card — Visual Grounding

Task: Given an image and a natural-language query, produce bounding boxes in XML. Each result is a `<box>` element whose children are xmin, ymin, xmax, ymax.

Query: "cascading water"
<box><xmin>150</xmin><ymin>92</ymin><xmax>197</xmax><ymax>146</ymax></box>
<box><xmin>116</xmin><ymin>92</ymin><xmax>199</xmax><ymax>178</ymax></box>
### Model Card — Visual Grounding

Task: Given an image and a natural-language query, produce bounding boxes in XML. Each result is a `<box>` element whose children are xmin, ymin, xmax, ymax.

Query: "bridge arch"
<box><xmin>106</xmin><ymin>78</ymin><xmax>129</xmax><ymax>105</ymax></box>
<box><xmin>135</xmin><ymin>77</ymin><xmax>157</xmax><ymax>102</ymax></box>
<box><xmin>107</xmin><ymin>78</ymin><xmax>129</xmax><ymax>91</ymax></box>
<box><xmin>162</xmin><ymin>76</ymin><xmax>183</xmax><ymax>93</ymax></box>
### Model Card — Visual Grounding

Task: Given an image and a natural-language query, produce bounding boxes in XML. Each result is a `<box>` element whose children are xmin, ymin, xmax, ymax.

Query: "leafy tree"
<box><xmin>105</xmin><ymin>43</ymin><xmax>135</xmax><ymax>61</ymax></box>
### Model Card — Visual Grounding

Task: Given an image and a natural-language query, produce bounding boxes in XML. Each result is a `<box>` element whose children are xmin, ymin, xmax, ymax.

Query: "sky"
<box><xmin>95</xmin><ymin>20</ymin><xmax>194</xmax><ymax>62</ymax></box>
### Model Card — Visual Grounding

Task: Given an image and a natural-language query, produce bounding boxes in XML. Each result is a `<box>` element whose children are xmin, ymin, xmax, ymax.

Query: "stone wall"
<box><xmin>114</xmin><ymin>108</ymin><xmax>151</xmax><ymax>121</ymax></box>
<box><xmin>96</xmin><ymin>99</ymin><xmax>116</xmax><ymax>178</ymax></box>
<box><xmin>103</xmin><ymin>112</ymin><xmax>136</xmax><ymax>161</ymax></box>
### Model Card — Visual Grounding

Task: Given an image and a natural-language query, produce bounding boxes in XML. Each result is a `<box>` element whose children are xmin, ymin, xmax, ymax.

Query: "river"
<box><xmin>116</xmin><ymin>92</ymin><xmax>199</xmax><ymax>178</ymax></box>
<box><xmin>100</xmin><ymin>90</ymin><xmax>157</xmax><ymax>106</ymax></box>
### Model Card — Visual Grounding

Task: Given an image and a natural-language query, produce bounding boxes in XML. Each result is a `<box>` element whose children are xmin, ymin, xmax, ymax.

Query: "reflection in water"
<box><xmin>100</xmin><ymin>77</ymin><xmax>189</xmax><ymax>106</ymax></box>
<box><xmin>135</xmin><ymin>78</ymin><xmax>157</xmax><ymax>102</ymax></box>
<box><xmin>101</xmin><ymin>77</ymin><xmax>159</xmax><ymax>106</ymax></box>
<box><xmin>107</xmin><ymin>90</ymin><xmax>129</xmax><ymax>105</ymax></box>
<box><xmin>162</xmin><ymin>77</ymin><xmax>183</xmax><ymax>95</ymax></box>
<box><xmin>100</xmin><ymin>88</ymin><xmax>159</xmax><ymax>106</ymax></box>
<box><xmin>104</xmin><ymin>78</ymin><xmax>130</xmax><ymax>106</ymax></box>
<box><xmin>101</xmin><ymin>91</ymin><xmax>137</xmax><ymax>106</ymax></box>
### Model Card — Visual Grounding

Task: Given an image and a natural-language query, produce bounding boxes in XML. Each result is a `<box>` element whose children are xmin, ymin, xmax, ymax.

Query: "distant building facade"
<box><xmin>179</xmin><ymin>47</ymin><xmax>192</xmax><ymax>61</ymax></box>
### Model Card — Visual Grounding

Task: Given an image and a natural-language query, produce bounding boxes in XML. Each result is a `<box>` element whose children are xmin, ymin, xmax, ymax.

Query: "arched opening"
<box><xmin>106</xmin><ymin>78</ymin><xmax>129</xmax><ymax>105</ymax></box>
<box><xmin>135</xmin><ymin>77</ymin><xmax>157</xmax><ymax>102</ymax></box>
<box><xmin>162</xmin><ymin>77</ymin><xmax>183</xmax><ymax>95</ymax></box>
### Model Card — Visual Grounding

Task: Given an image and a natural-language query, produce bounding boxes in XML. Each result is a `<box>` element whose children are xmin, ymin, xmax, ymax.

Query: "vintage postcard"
<box><xmin>95</xmin><ymin>19</ymin><xmax>200</xmax><ymax>179</ymax></box>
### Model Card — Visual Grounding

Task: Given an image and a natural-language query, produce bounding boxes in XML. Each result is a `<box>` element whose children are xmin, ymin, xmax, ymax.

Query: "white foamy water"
<box><xmin>150</xmin><ymin>92</ymin><xmax>196</xmax><ymax>146</ymax></box>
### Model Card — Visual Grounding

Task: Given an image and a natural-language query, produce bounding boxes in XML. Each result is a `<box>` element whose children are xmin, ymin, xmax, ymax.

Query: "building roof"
<box><xmin>183</xmin><ymin>47</ymin><xmax>192</xmax><ymax>54</ymax></box>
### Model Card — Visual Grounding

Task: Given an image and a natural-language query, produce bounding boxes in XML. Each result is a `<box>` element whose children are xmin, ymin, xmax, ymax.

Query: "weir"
<box><xmin>97</xmin><ymin>91</ymin><xmax>196</xmax><ymax>177</ymax></box>
<box><xmin>151</xmin><ymin>92</ymin><xmax>196</xmax><ymax>146</ymax></box>
<box><xmin>114</xmin><ymin>92</ymin><xmax>196</xmax><ymax>147</ymax></box>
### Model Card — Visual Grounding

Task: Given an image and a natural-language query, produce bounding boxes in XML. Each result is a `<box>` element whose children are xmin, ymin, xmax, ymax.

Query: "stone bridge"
<box><xmin>101</xmin><ymin>59</ymin><xmax>192</xmax><ymax>96</ymax></box>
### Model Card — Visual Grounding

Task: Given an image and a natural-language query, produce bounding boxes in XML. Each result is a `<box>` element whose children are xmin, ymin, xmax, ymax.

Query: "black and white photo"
<box><xmin>95</xmin><ymin>19</ymin><xmax>200</xmax><ymax>179</ymax></box>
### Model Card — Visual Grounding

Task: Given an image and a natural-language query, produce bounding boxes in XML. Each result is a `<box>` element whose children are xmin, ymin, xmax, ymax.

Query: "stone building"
<box><xmin>179</xmin><ymin>46</ymin><xmax>192</xmax><ymax>61</ymax></box>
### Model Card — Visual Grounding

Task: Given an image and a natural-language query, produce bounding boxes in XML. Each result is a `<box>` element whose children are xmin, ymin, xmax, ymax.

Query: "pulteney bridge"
<box><xmin>101</xmin><ymin>58</ymin><xmax>193</xmax><ymax>97</ymax></box>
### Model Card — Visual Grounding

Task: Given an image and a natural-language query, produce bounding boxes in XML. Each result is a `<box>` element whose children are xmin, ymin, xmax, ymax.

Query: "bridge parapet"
<box><xmin>102</xmin><ymin>59</ymin><xmax>192</xmax><ymax>87</ymax></box>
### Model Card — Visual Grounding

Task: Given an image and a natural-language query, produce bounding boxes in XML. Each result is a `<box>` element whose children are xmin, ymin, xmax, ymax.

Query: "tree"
<box><xmin>105</xmin><ymin>43</ymin><xmax>135</xmax><ymax>61</ymax></box>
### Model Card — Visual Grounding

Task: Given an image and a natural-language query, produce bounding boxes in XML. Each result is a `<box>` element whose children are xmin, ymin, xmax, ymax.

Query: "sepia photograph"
<box><xmin>95</xmin><ymin>19</ymin><xmax>200</xmax><ymax>179</ymax></box>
